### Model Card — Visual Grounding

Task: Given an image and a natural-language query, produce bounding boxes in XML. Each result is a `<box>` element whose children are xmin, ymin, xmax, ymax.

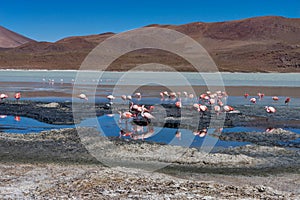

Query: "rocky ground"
<box><xmin>1</xmin><ymin>162</ymin><xmax>299</xmax><ymax>199</ymax></box>
<box><xmin>0</xmin><ymin>127</ymin><xmax>299</xmax><ymax>199</ymax></box>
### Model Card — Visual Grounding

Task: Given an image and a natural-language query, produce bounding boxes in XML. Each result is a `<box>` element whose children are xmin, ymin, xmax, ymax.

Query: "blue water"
<box><xmin>1</xmin><ymin>113</ymin><xmax>299</xmax><ymax>148</ymax></box>
<box><xmin>0</xmin><ymin>115</ymin><xmax>74</xmax><ymax>134</ymax></box>
<box><xmin>80</xmin><ymin>114</ymin><xmax>252</xmax><ymax>148</ymax></box>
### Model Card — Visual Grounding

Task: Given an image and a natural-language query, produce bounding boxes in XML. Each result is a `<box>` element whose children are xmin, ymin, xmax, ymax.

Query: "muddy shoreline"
<box><xmin>1</xmin><ymin>100</ymin><xmax>300</xmax><ymax>128</ymax></box>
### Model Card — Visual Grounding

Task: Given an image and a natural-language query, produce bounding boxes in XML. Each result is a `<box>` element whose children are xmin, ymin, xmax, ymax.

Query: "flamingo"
<box><xmin>121</xmin><ymin>95</ymin><xmax>127</xmax><ymax>101</ymax></box>
<box><xmin>265</xmin><ymin>127</ymin><xmax>275</xmax><ymax>133</ymax></box>
<box><xmin>214</xmin><ymin>105</ymin><xmax>221</xmax><ymax>115</ymax></box>
<box><xmin>199</xmin><ymin>105</ymin><xmax>208</xmax><ymax>112</ymax></box>
<box><xmin>159</xmin><ymin>92</ymin><xmax>164</xmax><ymax>100</ymax></box>
<box><xmin>130</xmin><ymin>102</ymin><xmax>143</xmax><ymax>113</ymax></box>
<box><xmin>265</xmin><ymin>106</ymin><xmax>276</xmax><ymax>113</ymax></box>
<box><xmin>199</xmin><ymin>128</ymin><xmax>208</xmax><ymax>137</ymax></box>
<box><xmin>209</xmin><ymin>98</ymin><xmax>216</xmax><ymax>105</ymax></box>
<box><xmin>0</xmin><ymin>93</ymin><xmax>8</xmax><ymax>101</ymax></box>
<box><xmin>15</xmin><ymin>92</ymin><xmax>21</xmax><ymax>101</ymax></box>
<box><xmin>169</xmin><ymin>92</ymin><xmax>177</xmax><ymax>100</ymax></box>
<box><xmin>14</xmin><ymin>116</ymin><xmax>21</xmax><ymax>122</ymax></box>
<box><xmin>118</xmin><ymin>111</ymin><xmax>134</xmax><ymax>124</ymax></box>
<box><xmin>199</xmin><ymin>93</ymin><xmax>206</xmax><ymax>104</ymax></box>
<box><xmin>285</xmin><ymin>97</ymin><xmax>290</xmax><ymax>105</ymax></box>
<box><xmin>107</xmin><ymin>95</ymin><xmax>115</xmax><ymax>101</ymax></box>
<box><xmin>196</xmin><ymin>104</ymin><xmax>207</xmax><ymax>118</ymax></box>
<box><xmin>193</xmin><ymin>103</ymin><xmax>200</xmax><ymax>111</ymax></box>
<box><xmin>199</xmin><ymin>93</ymin><xmax>206</xmax><ymax>100</ymax></box>
<box><xmin>141</xmin><ymin>106</ymin><xmax>155</xmax><ymax>118</ymax></box>
<box><xmin>204</xmin><ymin>95</ymin><xmax>210</xmax><ymax>101</ymax></box>
<box><xmin>78</xmin><ymin>93</ymin><xmax>88</xmax><ymax>100</ymax></box>
<box><xmin>250</xmin><ymin>97</ymin><xmax>256</xmax><ymax>104</ymax></box>
<box><xmin>119</xmin><ymin>111</ymin><xmax>134</xmax><ymax>119</ymax></box>
<box><xmin>223</xmin><ymin>105</ymin><xmax>234</xmax><ymax>112</ymax></box>
<box><xmin>217</xmin><ymin>99</ymin><xmax>224</xmax><ymax>107</ymax></box>
<box><xmin>183</xmin><ymin>91</ymin><xmax>188</xmax><ymax>98</ymax></box>
<box><xmin>175</xmin><ymin>100</ymin><xmax>182</xmax><ymax>108</ymax></box>
<box><xmin>135</xmin><ymin>92</ymin><xmax>142</xmax><ymax>100</ymax></box>
<box><xmin>163</xmin><ymin>91</ymin><xmax>169</xmax><ymax>97</ymax></box>
<box><xmin>272</xmin><ymin>96</ymin><xmax>279</xmax><ymax>101</ymax></box>
<box><xmin>244</xmin><ymin>93</ymin><xmax>249</xmax><ymax>99</ymax></box>
<box><xmin>127</xmin><ymin>95</ymin><xmax>132</xmax><ymax>101</ymax></box>
<box><xmin>257</xmin><ymin>92</ymin><xmax>264</xmax><ymax>100</ymax></box>
<box><xmin>188</xmin><ymin>93</ymin><xmax>194</xmax><ymax>99</ymax></box>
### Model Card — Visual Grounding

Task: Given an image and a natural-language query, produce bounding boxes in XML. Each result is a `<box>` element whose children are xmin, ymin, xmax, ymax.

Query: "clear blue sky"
<box><xmin>0</xmin><ymin>0</ymin><xmax>299</xmax><ymax>42</ymax></box>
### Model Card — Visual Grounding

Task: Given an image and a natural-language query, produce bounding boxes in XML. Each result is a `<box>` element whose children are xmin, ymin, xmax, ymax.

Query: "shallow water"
<box><xmin>1</xmin><ymin>70</ymin><xmax>300</xmax><ymax>148</ymax></box>
<box><xmin>2</xmin><ymin>113</ymin><xmax>299</xmax><ymax>149</ymax></box>
<box><xmin>0</xmin><ymin>115</ymin><xmax>74</xmax><ymax>134</ymax></box>
<box><xmin>2</xmin><ymin>70</ymin><xmax>300</xmax><ymax>87</ymax></box>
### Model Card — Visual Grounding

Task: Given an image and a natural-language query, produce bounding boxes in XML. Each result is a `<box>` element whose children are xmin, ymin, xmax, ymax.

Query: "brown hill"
<box><xmin>0</xmin><ymin>16</ymin><xmax>300</xmax><ymax>72</ymax></box>
<box><xmin>0</xmin><ymin>26</ymin><xmax>33</xmax><ymax>48</ymax></box>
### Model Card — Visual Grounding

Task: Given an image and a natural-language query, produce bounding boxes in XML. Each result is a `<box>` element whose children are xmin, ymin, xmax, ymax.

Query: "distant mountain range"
<box><xmin>0</xmin><ymin>16</ymin><xmax>300</xmax><ymax>72</ymax></box>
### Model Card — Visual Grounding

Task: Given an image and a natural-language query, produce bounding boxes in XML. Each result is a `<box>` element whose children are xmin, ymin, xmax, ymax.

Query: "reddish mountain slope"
<box><xmin>0</xmin><ymin>16</ymin><xmax>299</xmax><ymax>72</ymax></box>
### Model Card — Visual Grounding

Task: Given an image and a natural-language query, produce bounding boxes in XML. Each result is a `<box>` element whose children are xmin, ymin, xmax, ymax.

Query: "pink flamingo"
<box><xmin>119</xmin><ymin>111</ymin><xmax>134</xmax><ymax>119</ymax></box>
<box><xmin>209</xmin><ymin>98</ymin><xmax>216</xmax><ymax>105</ymax></box>
<box><xmin>135</xmin><ymin>92</ymin><xmax>142</xmax><ymax>100</ymax></box>
<box><xmin>197</xmin><ymin>104</ymin><xmax>208</xmax><ymax>118</ymax></box>
<box><xmin>265</xmin><ymin>106</ymin><xmax>276</xmax><ymax>122</ymax></box>
<box><xmin>272</xmin><ymin>96</ymin><xmax>279</xmax><ymax>102</ymax></box>
<box><xmin>175</xmin><ymin>100</ymin><xmax>182</xmax><ymax>108</ymax></box>
<box><xmin>285</xmin><ymin>97</ymin><xmax>290</xmax><ymax>105</ymax></box>
<box><xmin>14</xmin><ymin>116</ymin><xmax>21</xmax><ymax>122</ymax></box>
<box><xmin>141</xmin><ymin>107</ymin><xmax>155</xmax><ymax>119</ymax></box>
<box><xmin>160</xmin><ymin>92</ymin><xmax>164</xmax><ymax>100</ymax></box>
<box><xmin>223</xmin><ymin>105</ymin><xmax>234</xmax><ymax>112</ymax></box>
<box><xmin>265</xmin><ymin>106</ymin><xmax>276</xmax><ymax>113</ymax></box>
<box><xmin>107</xmin><ymin>95</ymin><xmax>115</xmax><ymax>101</ymax></box>
<box><xmin>183</xmin><ymin>91</ymin><xmax>188</xmax><ymax>98</ymax></box>
<box><xmin>250</xmin><ymin>97</ymin><xmax>256</xmax><ymax>104</ymax></box>
<box><xmin>127</xmin><ymin>95</ymin><xmax>132</xmax><ymax>101</ymax></box>
<box><xmin>78</xmin><ymin>93</ymin><xmax>88</xmax><ymax>100</ymax></box>
<box><xmin>217</xmin><ymin>99</ymin><xmax>224</xmax><ymax>107</ymax></box>
<box><xmin>199</xmin><ymin>128</ymin><xmax>208</xmax><ymax>137</ymax></box>
<box><xmin>130</xmin><ymin>102</ymin><xmax>143</xmax><ymax>113</ymax></box>
<box><xmin>214</xmin><ymin>105</ymin><xmax>221</xmax><ymax>115</ymax></box>
<box><xmin>121</xmin><ymin>95</ymin><xmax>127</xmax><ymax>101</ymax></box>
<box><xmin>15</xmin><ymin>92</ymin><xmax>21</xmax><ymax>101</ymax></box>
<box><xmin>169</xmin><ymin>92</ymin><xmax>177</xmax><ymax>100</ymax></box>
<box><xmin>257</xmin><ymin>92</ymin><xmax>264</xmax><ymax>100</ymax></box>
<box><xmin>0</xmin><ymin>93</ymin><xmax>8</xmax><ymax>100</ymax></box>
